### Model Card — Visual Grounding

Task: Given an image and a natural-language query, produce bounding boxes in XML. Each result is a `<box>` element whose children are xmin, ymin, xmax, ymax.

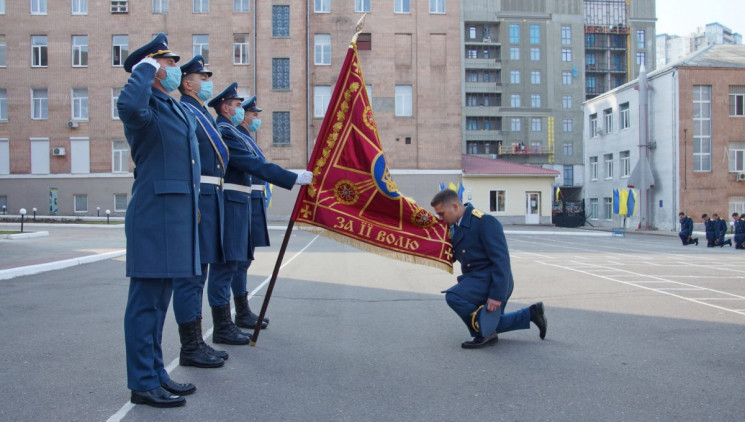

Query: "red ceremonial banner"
<box><xmin>291</xmin><ymin>44</ymin><xmax>453</xmax><ymax>273</ymax></box>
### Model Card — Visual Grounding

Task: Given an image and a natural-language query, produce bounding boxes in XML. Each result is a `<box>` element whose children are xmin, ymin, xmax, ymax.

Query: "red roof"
<box><xmin>462</xmin><ymin>155</ymin><xmax>560</xmax><ymax>176</ymax></box>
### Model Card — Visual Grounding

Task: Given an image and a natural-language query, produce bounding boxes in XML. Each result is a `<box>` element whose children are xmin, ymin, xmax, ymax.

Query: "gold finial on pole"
<box><xmin>351</xmin><ymin>13</ymin><xmax>367</xmax><ymax>45</ymax></box>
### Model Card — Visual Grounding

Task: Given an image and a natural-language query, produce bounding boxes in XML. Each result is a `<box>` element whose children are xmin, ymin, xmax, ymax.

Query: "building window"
<box><xmin>693</xmin><ymin>85</ymin><xmax>712</xmax><ymax>171</ymax></box>
<box><xmin>31</xmin><ymin>0</ymin><xmax>47</xmax><ymax>14</ymax></box>
<box><xmin>510</xmin><ymin>118</ymin><xmax>521</xmax><ymax>131</ymax></box>
<box><xmin>70</xmin><ymin>138</ymin><xmax>90</xmax><ymax>174</ymax></box>
<box><xmin>72</xmin><ymin>88</ymin><xmax>89</xmax><ymax>121</ymax></box>
<box><xmin>0</xmin><ymin>89</ymin><xmax>6</xmax><ymax>121</ymax></box>
<box><xmin>562</xmin><ymin>95</ymin><xmax>572</xmax><ymax>109</ymax></box>
<box><xmin>31</xmin><ymin>35</ymin><xmax>48</xmax><ymax>67</ymax></box>
<box><xmin>636</xmin><ymin>52</ymin><xmax>645</xmax><ymax>66</ymax></box>
<box><xmin>729</xmin><ymin>86</ymin><xmax>745</xmax><ymax>116</ymax></box>
<box><xmin>590</xmin><ymin>113</ymin><xmax>598</xmax><ymax>137</ymax></box>
<box><xmin>112</xmin><ymin>140</ymin><xmax>129</xmax><ymax>173</ymax></box>
<box><xmin>355</xmin><ymin>0</ymin><xmax>370</xmax><ymax>12</ymax></box>
<box><xmin>620</xmin><ymin>150</ymin><xmax>631</xmax><ymax>177</ymax></box>
<box><xmin>314</xmin><ymin>85</ymin><xmax>331</xmax><ymax>118</ymax></box>
<box><xmin>272</xmin><ymin>5</ymin><xmax>290</xmax><ymax>37</ymax></box>
<box><xmin>429</xmin><ymin>0</ymin><xmax>444</xmax><ymax>14</ymax></box>
<box><xmin>394</xmin><ymin>0</ymin><xmax>410</xmax><ymax>13</ymax></box>
<box><xmin>561</xmin><ymin>48</ymin><xmax>572</xmax><ymax>62</ymax></box>
<box><xmin>314</xmin><ymin>34</ymin><xmax>331</xmax><ymax>65</ymax></box>
<box><xmin>74</xmin><ymin>194</ymin><xmax>88</xmax><ymax>213</ymax></box>
<box><xmin>729</xmin><ymin>144</ymin><xmax>745</xmax><ymax>172</ymax></box>
<box><xmin>509</xmin><ymin>24</ymin><xmax>519</xmax><ymax>43</ymax></box>
<box><xmin>530</xmin><ymin>47</ymin><xmax>540</xmax><ymax>61</ymax></box>
<box><xmin>193</xmin><ymin>0</ymin><xmax>208</xmax><ymax>13</ymax></box>
<box><xmin>315</xmin><ymin>0</ymin><xmax>329</xmax><ymax>13</ymax></box>
<box><xmin>531</xmin><ymin>94</ymin><xmax>541</xmax><ymax>108</ymax></box>
<box><xmin>192</xmin><ymin>35</ymin><xmax>209</xmax><ymax>63</ymax></box>
<box><xmin>603</xmin><ymin>197</ymin><xmax>612</xmax><ymax>220</ymax></box>
<box><xmin>72</xmin><ymin>0</ymin><xmax>87</xmax><ymax>14</ymax></box>
<box><xmin>490</xmin><ymin>190</ymin><xmax>505</xmax><ymax>212</ymax></box>
<box><xmin>272</xmin><ymin>111</ymin><xmax>291</xmax><ymax>145</ymax></box>
<box><xmin>562</xmin><ymin>71</ymin><xmax>572</xmax><ymax>85</ymax></box>
<box><xmin>272</xmin><ymin>58</ymin><xmax>290</xmax><ymax>90</ymax></box>
<box><xmin>589</xmin><ymin>198</ymin><xmax>598</xmax><ymax>219</ymax></box>
<box><xmin>112</xmin><ymin>35</ymin><xmax>128</xmax><ymax>67</ymax></box>
<box><xmin>563</xmin><ymin>142</ymin><xmax>572</xmax><ymax>156</ymax></box>
<box><xmin>233</xmin><ymin>0</ymin><xmax>248</xmax><ymax>12</ymax></box>
<box><xmin>590</xmin><ymin>156</ymin><xmax>598</xmax><ymax>180</ymax></box>
<box><xmin>636</xmin><ymin>30</ymin><xmax>645</xmax><ymax>49</ymax></box>
<box><xmin>562</xmin><ymin>119</ymin><xmax>573</xmax><ymax>133</ymax></box>
<box><xmin>529</xmin><ymin>24</ymin><xmax>540</xmax><ymax>44</ymax></box>
<box><xmin>620</xmin><ymin>102</ymin><xmax>630</xmax><ymax>129</ymax></box>
<box><xmin>510</xmin><ymin>94</ymin><xmax>520</xmax><ymax>108</ymax></box>
<box><xmin>604</xmin><ymin>108</ymin><xmax>613</xmax><ymax>133</ymax></box>
<box><xmin>30</xmin><ymin>138</ymin><xmax>49</xmax><ymax>174</ymax></box>
<box><xmin>531</xmin><ymin>117</ymin><xmax>541</xmax><ymax>132</ymax></box>
<box><xmin>604</xmin><ymin>153</ymin><xmax>614</xmax><ymax>179</ymax></box>
<box><xmin>395</xmin><ymin>85</ymin><xmax>412</xmax><ymax>117</ymax></box>
<box><xmin>0</xmin><ymin>139</ymin><xmax>8</xmax><ymax>174</ymax></box>
<box><xmin>0</xmin><ymin>0</ymin><xmax>4</xmax><ymax>14</ymax></box>
<box><xmin>587</xmin><ymin>76</ymin><xmax>596</xmax><ymax>92</ymax></box>
<box><xmin>561</xmin><ymin>25</ymin><xmax>571</xmax><ymax>45</ymax></box>
<box><xmin>586</xmin><ymin>53</ymin><xmax>596</xmax><ymax>66</ymax></box>
<box><xmin>233</xmin><ymin>34</ymin><xmax>250</xmax><ymax>65</ymax></box>
<box><xmin>0</xmin><ymin>34</ymin><xmax>5</xmax><ymax>66</ymax></box>
<box><xmin>152</xmin><ymin>0</ymin><xmax>168</xmax><ymax>13</ymax></box>
<box><xmin>31</xmin><ymin>88</ymin><xmax>48</xmax><ymax>119</ymax></box>
<box><xmin>111</xmin><ymin>0</ymin><xmax>128</xmax><ymax>13</ymax></box>
<box><xmin>72</xmin><ymin>35</ymin><xmax>88</xmax><ymax>67</ymax></box>
<box><xmin>510</xmin><ymin>70</ymin><xmax>520</xmax><ymax>84</ymax></box>
<box><xmin>114</xmin><ymin>194</ymin><xmax>128</xmax><ymax>212</ymax></box>
<box><xmin>111</xmin><ymin>88</ymin><xmax>122</xmax><ymax>119</ymax></box>
<box><xmin>563</xmin><ymin>165</ymin><xmax>573</xmax><ymax>186</ymax></box>
<box><xmin>357</xmin><ymin>33</ymin><xmax>371</xmax><ymax>50</ymax></box>
<box><xmin>505</xmin><ymin>47</ymin><xmax>517</xmax><ymax>61</ymax></box>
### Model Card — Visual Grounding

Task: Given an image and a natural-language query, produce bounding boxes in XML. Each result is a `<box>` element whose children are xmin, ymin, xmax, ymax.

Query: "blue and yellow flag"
<box><xmin>618</xmin><ymin>189</ymin><xmax>629</xmax><ymax>216</ymax></box>
<box><xmin>612</xmin><ymin>189</ymin><xmax>620</xmax><ymax>215</ymax></box>
<box><xmin>626</xmin><ymin>189</ymin><xmax>637</xmax><ymax>217</ymax></box>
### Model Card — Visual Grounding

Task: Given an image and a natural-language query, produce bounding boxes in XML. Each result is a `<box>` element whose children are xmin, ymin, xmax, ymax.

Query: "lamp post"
<box><xmin>106</xmin><ymin>209</ymin><xmax>111</xmax><ymax>224</ymax></box>
<box><xmin>32</xmin><ymin>207</ymin><xmax>37</xmax><ymax>221</ymax></box>
<box><xmin>19</xmin><ymin>208</ymin><xmax>27</xmax><ymax>233</ymax></box>
<box><xmin>97</xmin><ymin>206</ymin><xmax>100</xmax><ymax>217</ymax></box>
<box><xmin>2</xmin><ymin>205</ymin><xmax>6</xmax><ymax>215</ymax></box>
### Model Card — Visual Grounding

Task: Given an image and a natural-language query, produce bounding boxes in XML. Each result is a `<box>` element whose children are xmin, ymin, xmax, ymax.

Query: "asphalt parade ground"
<box><xmin>1</xmin><ymin>224</ymin><xmax>744</xmax><ymax>421</ymax></box>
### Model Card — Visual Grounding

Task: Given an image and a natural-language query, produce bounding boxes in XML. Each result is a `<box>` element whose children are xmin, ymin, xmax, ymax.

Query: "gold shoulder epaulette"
<box><xmin>472</xmin><ymin>209</ymin><xmax>484</xmax><ymax>218</ymax></box>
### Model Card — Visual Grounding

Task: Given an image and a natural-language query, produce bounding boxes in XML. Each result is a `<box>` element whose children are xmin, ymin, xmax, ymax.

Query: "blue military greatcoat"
<box><xmin>735</xmin><ymin>218</ymin><xmax>745</xmax><ymax>249</ymax></box>
<box><xmin>118</xmin><ymin>64</ymin><xmax>201</xmax><ymax>278</ymax></box>
<box><xmin>237</xmin><ymin>124</ymin><xmax>270</xmax><ymax>248</ymax></box>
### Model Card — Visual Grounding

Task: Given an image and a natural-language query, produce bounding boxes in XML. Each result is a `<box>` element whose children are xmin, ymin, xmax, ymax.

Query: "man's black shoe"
<box><xmin>461</xmin><ymin>332</ymin><xmax>498</xmax><ymax>349</ymax></box>
<box><xmin>694</xmin><ymin>238</ymin><xmax>699</xmax><ymax>246</ymax></box>
<box><xmin>161</xmin><ymin>379</ymin><xmax>196</xmax><ymax>396</ymax></box>
<box><xmin>530</xmin><ymin>302</ymin><xmax>547</xmax><ymax>340</ymax></box>
<box><xmin>131</xmin><ymin>387</ymin><xmax>185</xmax><ymax>408</ymax></box>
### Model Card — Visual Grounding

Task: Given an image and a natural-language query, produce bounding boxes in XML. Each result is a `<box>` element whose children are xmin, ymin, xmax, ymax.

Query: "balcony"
<box><xmin>464</xmin><ymin>82</ymin><xmax>502</xmax><ymax>94</ymax></box>
<box><xmin>464</xmin><ymin>106</ymin><xmax>500</xmax><ymax>116</ymax></box>
<box><xmin>465</xmin><ymin>58</ymin><xmax>501</xmax><ymax>69</ymax></box>
<box><xmin>465</xmin><ymin>130</ymin><xmax>503</xmax><ymax>141</ymax></box>
<box><xmin>502</xmin><ymin>144</ymin><xmax>552</xmax><ymax>155</ymax></box>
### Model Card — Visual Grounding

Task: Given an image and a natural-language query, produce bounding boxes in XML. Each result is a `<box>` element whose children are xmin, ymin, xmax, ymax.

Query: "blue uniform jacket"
<box><xmin>679</xmin><ymin>216</ymin><xmax>693</xmax><ymax>237</ymax></box>
<box><xmin>117</xmin><ymin>65</ymin><xmax>201</xmax><ymax>278</ymax></box>
<box><xmin>237</xmin><ymin>124</ymin><xmax>270</xmax><ymax>248</ymax></box>
<box><xmin>216</xmin><ymin>115</ymin><xmax>297</xmax><ymax>261</ymax></box>
<box><xmin>715</xmin><ymin>218</ymin><xmax>728</xmax><ymax>240</ymax></box>
<box><xmin>181</xmin><ymin>95</ymin><xmax>226</xmax><ymax>264</ymax></box>
<box><xmin>446</xmin><ymin>203</ymin><xmax>514</xmax><ymax>304</ymax></box>
<box><xmin>735</xmin><ymin>219</ymin><xmax>745</xmax><ymax>235</ymax></box>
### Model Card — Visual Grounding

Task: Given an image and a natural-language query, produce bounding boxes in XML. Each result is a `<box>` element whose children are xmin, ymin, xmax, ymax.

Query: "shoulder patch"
<box><xmin>471</xmin><ymin>209</ymin><xmax>484</xmax><ymax>218</ymax></box>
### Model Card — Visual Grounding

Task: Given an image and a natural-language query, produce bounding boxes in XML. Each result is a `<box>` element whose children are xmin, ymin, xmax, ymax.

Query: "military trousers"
<box><xmin>172</xmin><ymin>264</ymin><xmax>208</xmax><ymax>324</ymax></box>
<box><xmin>445</xmin><ymin>291</ymin><xmax>530</xmax><ymax>337</ymax></box>
<box><xmin>230</xmin><ymin>258</ymin><xmax>254</xmax><ymax>297</ymax></box>
<box><xmin>207</xmin><ymin>261</ymin><xmax>238</xmax><ymax>307</ymax></box>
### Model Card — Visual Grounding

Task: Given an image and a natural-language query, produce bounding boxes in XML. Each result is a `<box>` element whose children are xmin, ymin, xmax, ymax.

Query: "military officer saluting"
<box><xmin>206</xmin><ymin>83</ymin><xmax>312</xmax><ymax>345</ymax></box>
<box><xmin>171</xmin><ymin>55</ymin><xmax>229</xmax><ymax>369</ymax></box>
<box><xmin>118</xmin><ymin>33</ymin><xmax>199</xmax><ymax>408</ymax></box>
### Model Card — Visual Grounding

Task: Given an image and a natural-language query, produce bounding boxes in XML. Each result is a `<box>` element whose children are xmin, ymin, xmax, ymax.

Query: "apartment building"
<box><xmin>657</xmin><ymin>22</ymin><xmax>743</xmax><ymax>67</ymax></box>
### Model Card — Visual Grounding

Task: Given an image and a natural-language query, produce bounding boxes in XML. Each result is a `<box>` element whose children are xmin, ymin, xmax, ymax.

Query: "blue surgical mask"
<box><xmin>196</xmin><ymin>81</ymin><xmax>213</xmax><ymax>102</ymax></box>
<box><xmin>230</xmin><ymin>107</ymin><xmax>245</xmax><ymax>126</ymax></box>
<box><xmin>248</xmin><ymin>118</ymin><xmax>262</xmax><ymax>132</ymax></box>
<box><xmin>159</xmin><ymin>66</ymin><xmax>182</xmax><ymax>93</ymax></box>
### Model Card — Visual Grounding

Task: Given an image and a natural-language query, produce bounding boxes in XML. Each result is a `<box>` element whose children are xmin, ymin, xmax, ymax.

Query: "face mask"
<box><xmin>230</xmin><ymin>107</ymin><xmax>245</xmax><ymax>126</ymax></box>
<box><xmin>248</xmin><ymin>118</ymin><xmax>262</xmax><ymax>132</ymax></box>
<box><xmin>196</xmin><ymin>80</ymin><xmax>213</xmax><ymax>102</ymax></box>
<box><xmin>159</xmin><ymin>66</ymin><xmax>182</xmax><ymax>93</ymax></box>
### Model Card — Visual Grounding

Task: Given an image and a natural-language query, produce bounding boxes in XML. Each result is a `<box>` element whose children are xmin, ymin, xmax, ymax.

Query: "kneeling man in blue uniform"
<box><xmin>431</xmin><ymin>189</ymin><xmax>547</xmax><ymax>349</ymax></box>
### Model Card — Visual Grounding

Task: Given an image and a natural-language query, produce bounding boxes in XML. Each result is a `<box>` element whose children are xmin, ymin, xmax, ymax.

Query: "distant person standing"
<box><xmin>713</xmin><ymin>213</ymin><xmax>732</xmax><ymax>247</ymax></box>
<box><xmin>703</xmin><ymin>214</ymin><xmax>716</xmax><ymax>247</ymax></box>
<box><xmin>678</xmin><ymin>212</ymin><xmax>697</xmax><ymax>246</ymax></box>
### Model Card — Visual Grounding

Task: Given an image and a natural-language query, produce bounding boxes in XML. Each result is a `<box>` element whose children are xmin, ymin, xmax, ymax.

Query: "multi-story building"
<box><xmin>583</xmin><ymin>45</ymin><xmax>745</xmax><ymax>231</ymax></box>
<box><xmin>657</xmin><ymin>22</ymin><xmax>743</xmax><ymax>67</ymax></box>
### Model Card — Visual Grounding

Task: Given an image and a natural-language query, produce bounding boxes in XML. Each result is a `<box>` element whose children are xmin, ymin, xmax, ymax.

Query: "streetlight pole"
<box><xmin>106</xmin><ymin>209</ymin><xmax>111</xmax><ymax>224</ymax></box>
<box><xmin>19</xmin><ymin>208</ymin><xmax>27</xmax><ymax>233</ymax></box>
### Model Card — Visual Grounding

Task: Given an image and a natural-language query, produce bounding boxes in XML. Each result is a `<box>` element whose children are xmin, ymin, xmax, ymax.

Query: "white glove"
<box><xmin>133</xmin><ymin>56</ymin><xmax>160</xmax><ymax>72</ymax></box>
<box><xmin>295</xmin><ymin>170</ymin><xmax>313</xmax><ymax>185</ymax></box>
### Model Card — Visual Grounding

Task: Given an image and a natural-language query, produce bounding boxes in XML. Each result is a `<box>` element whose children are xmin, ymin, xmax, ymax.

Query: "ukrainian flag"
<box><xmin>626</xmin><ymin>189</ymin><xmax>637</xmax><ymax>217</ymax></box>
<box><xmin>619</xmin><ymin>189</ymin><xmax>629</xmax><ymax>216</ymax></box>
<box><xmin>612</xmin><ymin>189</ymin><xmax>620</xmax><ymax>215</ymax></box>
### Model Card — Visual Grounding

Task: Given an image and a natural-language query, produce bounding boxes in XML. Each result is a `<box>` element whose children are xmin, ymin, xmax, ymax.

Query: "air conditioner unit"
<box><xmin>66</xmin><ymin>120</ymin><xmax>79</xmax><ymax>128</ymax></box>
<box><xmin>737</xmin><ymin>172</ymin><xmax>745</xmax><ymax>181</ymax></box>
<box><xmin>52</xmin><ymin>147</ymin><xmax>66</xmax><ymax>156</ymax></box>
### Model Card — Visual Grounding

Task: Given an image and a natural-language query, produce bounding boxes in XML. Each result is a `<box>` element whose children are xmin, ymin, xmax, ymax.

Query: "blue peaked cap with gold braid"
<box><xmin>123</xmin><ymin>32</ymin><xmax>180</xmax><ymax>73</ymax></box>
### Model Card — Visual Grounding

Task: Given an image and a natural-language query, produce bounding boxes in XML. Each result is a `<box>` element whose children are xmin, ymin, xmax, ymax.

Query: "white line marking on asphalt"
<box><xmin>105</xmin><ymin>234</ymin><xmax>319</xmax><ymax>422</ymax></box>
<box><xmin>0</xmin><ymin>250</ymin><xmax>126</xmax><ymax>280</ymax></box>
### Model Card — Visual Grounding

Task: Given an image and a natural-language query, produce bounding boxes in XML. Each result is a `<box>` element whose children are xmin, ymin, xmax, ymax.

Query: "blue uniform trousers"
<box><xmin>124</xmin><ymin>277</ymin><xmax>173</xmax><ymax>391</ymax></box>
<box><xmin>231</xmin><ymin>258</ymin><xmax>255</xmax><ymax>297</ymax></box>
<box><xmin>172</xmin><ymin>264</ymin><xmax>208</xmax><ymax>324</ymax></box>
<box><xmin>208</xmin><ymin>261</ymin><xmax>238</xmax><ymax>307</ymax></box>
<box><xmin>445</xmin><ymin>291</ymin><xmax>530</xmax><ymax>337</ymax></box>
<box><xmin>735</xmin><ymin>234</ymin><xmax>745</xmax><ymax>249</ymax></box>
<box><xmin>678</xmin><ymin>232</ymin><xmax>691</xmax><ymax>245</ymax></box>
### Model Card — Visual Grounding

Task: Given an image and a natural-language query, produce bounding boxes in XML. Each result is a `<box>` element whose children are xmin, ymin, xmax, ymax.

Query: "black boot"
<box><xmin>196</xmin><ymin>317</ymin><xmax>228</xmax><ymax>360</ymax></box>
<box><xmin>234</xmin><ymin>292</ymin><xmax>269</xmax><ymax>329</ymax></box>
<box><xmin>212</xmin><ymin>304</ymin><xmax>251</xmax><ymax>345</ymax></box>
<box><xmin>178</xmin><ymin>320</ymin><xmax>224</xmax><ymax>368</ymax></box>
<box><xmin>530</xmin><ymin>302</ymin><xmax>547</xmax><ymax>340</ymax></box>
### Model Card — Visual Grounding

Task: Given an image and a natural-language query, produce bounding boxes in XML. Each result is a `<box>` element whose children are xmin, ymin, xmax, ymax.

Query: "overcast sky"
<box><xmin>656</xmin><ymin>0</ymin><xmax>745</xmax><ymax>37</ymax></box>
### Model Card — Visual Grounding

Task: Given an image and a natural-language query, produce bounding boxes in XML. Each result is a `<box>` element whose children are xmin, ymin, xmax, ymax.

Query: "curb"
<box><xmin>0</xmin><ymin>231</ymin><xmax>50</xmax><ymax>240</ymax></box>
<box><xmin>0</xmin><ymin>250</ymin><xmax>126</xmax><ymax>281</ymax></box>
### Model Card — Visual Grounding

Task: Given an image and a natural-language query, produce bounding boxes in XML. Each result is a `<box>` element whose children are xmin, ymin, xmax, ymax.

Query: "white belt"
<box><xmin>251</xmin><ymin>184</ymin><xmax>265</xmax><ymax>192</ymax></box>
<box><xmin>201</xmin><ymin>175</ymin><xmax>223</xmax><ymax>186</ymax></box>
<box><xmin>223</xmin><ymin>183</ymin><xmax>252</xmax><ymax>194</ymax></box>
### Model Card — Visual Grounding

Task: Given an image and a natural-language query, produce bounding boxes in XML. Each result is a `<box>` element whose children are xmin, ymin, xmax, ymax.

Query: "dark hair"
<box><xmin>431</xmin><ymin>189</ymin><xmax>459</xmax><ymax>207</ymax></box>
<box><xmin>701</xmin><ymin>213</ymin><xmax>708</xmax><ymax>219</ymax></box>
<box><xmin>679</xmin><ymin>212</ymin><xmax>685</xmax><ymax>216</ymax></box>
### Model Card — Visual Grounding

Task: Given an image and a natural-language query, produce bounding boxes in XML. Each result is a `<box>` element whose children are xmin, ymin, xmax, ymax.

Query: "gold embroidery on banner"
<box><xmin>334</xmin><ymin>180</ymin><xmax>359</xmax><ymax>206</ymax></box>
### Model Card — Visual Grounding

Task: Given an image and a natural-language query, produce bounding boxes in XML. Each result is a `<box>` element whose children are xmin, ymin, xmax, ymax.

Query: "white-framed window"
<box><xmin>0</xmin><ymin>88</ymin><xmax>6</xmax><ymax>121</ymax></box>
<box><xmin>509</xmin><ymin>24</ymin><xmax>519</xmax><ymax>43</ymax></box>
<box><xmin>603</xmin><ymin>197</ymin><xmax>613</xmax><ymax>220</ymax></box>
<box><xmin>529</xmin><ymin>24</ymin><xmax>540</xmax><ymax>44</ymax></box>
<box><xmin>590</xmin><ymin>113</ymin><xmax>598</xmax><ymax>137</ymax></box>
<box><xmin>70</xmin><ymin>137</ymin><xmax>90</xmax><ymax>174</ymax></box>
<box><xmin>589</xmin><ymin>198</ymin><xmax>598</xmax><ymax>219</ymax></box>
<box><xmin>510</xmin><ymin>94</ymin><xmax>520</xmax><ymax>107</ymax></box>
<box><xmin>193</xmin><ymin>35</ymin><xmax>209</xmax><ymax>63</ymax></box>
<box><xmin>314</xmin><ymin>34</ymin><xmax>331</xmax><ymax>65</ymax></box>
<box><xmin>561</xmin><ymin>25</ymin><xmax>571</xmax><ymax>45</ymax></box>
<box><xmin>636</xmin><ymin>52</ymin><xmax>645</xmax><ymax>66</ymax></box>
<box><xmin>636</xmin><ymin>30</ymin><xmax>645</xmax><ymax>49</ymax></box>
<box><xmin>30</xmin><ymin>137</ymin><xmax>50</xmax><ymax>174</ymax></box>
<box><xmin>395</xmin><ymin>85</ymin><xmax>412</xmax><ymax>117</ymax></box>
<box><xmin>693</xmin><ymin>85</ymin><xmax>712</xmax><ymax>172</ymax></box>
<box><xmin>510</xmin><ymin>70</ymin><xmax>520</xmax><ymax>84</ymax></box>
<box><xmin>152</xmin><ymin>0</ymin><xmax>168</xmax><ymax>13</ymax></box>
<box><xmin>0</xmin><ymin>34</ymin><xmax>6</xmax><ymax>67</ymax></box>
<box><xmin>193</xmin><ymin>0</ymin><xmax>209</xmax><ymax>13</ymax></box>
<box><xmin>729</xmin><ymin>143</ymin><xmax>745</xmax><ymax>172</ymax></box>
<box><xmin>31</xmin><ymin>88</ymin><xmax>48</xmax><ymax>119</ymax></box>
<box><xmin>604</xmin><ymin>153</ymin><xmax>614</xmax><ymax>179</ymax></box>
<box><xmin>590</xmin><ymin>156</ymin><xmax>598</xmax><ymax>180</ymax></box>
<box><xmin>0</xmin><ymin>138</ymin><xmax>8</xmax><ymax>174</ymax></box>
<box><xmin>620</xmin><ymin>150</ymin><xmax>631</xmax><ymax>177</ymax></box>
<box><xmin>490</xmin><ymin>190</ymin><xmax>505</xmax><ymax>212</ymax></box>
<box><xmin>531</xmin><ymin>94</ymin><xmax>541</xmax><ymax>108</ymax></box>
<box><xmin>112</xmin><ymin>140</ymin><xmax>129</xmax><ymax>173</ymax></box>
<box><xmin>72</xmin><ymin>35</ymin><xmax>88</xmax><ymax>67</ymax></box>
<box><xmin>114</xmin><ymin>193</ymin><xmax>128</xmax><ymax>212</ymax></box>
<box><xmin>562</xmin><ymin>119</ymin><xmax>573</xmax><ymax>133</ymax></box>
<box><xmin>74</xmin><ymin>194</ymin><xmax>88</xmax><ymax>213</ymax></box>
<box><xmin>563</xmin><ymin>165</ymin><xmax>573</xmax><ymax>185</ymax></box>
<box><xmin>395</xmin><ymin>0</ymin><xmax>410</xmax><ymax>13</ymax></box>
<box><xmin>729</xmin><ymin>86</ymin><xmax>745</xmax><ymax>116</ymax></box>
<box><xmin>31</xmin><ymin>35</ymin><xmax>48</xmax><ymax>67</ymax></box>
<box><xmin>604</xmin><ymin>108</ymin><xmax>613</xmax><ymax>133</ymax></box>
<box><xmin>31</xmin><ymin>0</ymin><xmax>47</xmax><ymax>14</ymax></box>
<box><xmin>429</xmin><ymin>0</ymin><xmax>444</xmax><ymax>14</ymax></box>
<box><xmin>72</xmin><ymin>0</ymin><xmax>87</xmax><ymax>14</ymax></box>
<box><xmin>509</xmin><ymin>47</ymin><xmax>519</xmax><ymax>60</ymax></box>
<box><xmin>72</xmin><ymin>88</ymin><xmax>89</xmax><ymax>121</ymax></box>
<box><xmin>233</xmin><ymin>34</ymin><xmax>250</xmax><ymax>65</ymax></box>
<box><xmin>562</xmin><ymin>71</ymin><xmax>572</xmax><ymax>85</ymax></box>
<box><xmin>561</xmin><ymin>48</ymin><xmax>572</xmax><ymax>62</ymax></box>
<box><xmin>233</xmin><ymin>0</ymin><xmax>248</xmax><ymax>13</ymax></box>
<box><xmin>0</xmin><ymin>0</ymin><xmax>5</xmax><ymax>14</ymax></box>
<box><xmin>620</xmin><ymin>102</ymin><xmax>630</xmax><ymax>129</ymax></box>
<box><xmin>111</xmin><ymin>0</ymin><xmax>128</xmax><ymax>13</ymax></box>
<box><xmin>111</xmin><ymin>87</ymin><xmax>122</xmax><ymax>120</ymax></box>
<box><xmin>355</xmin><ymin>0</ymin><xmax>370</xmax><ymax>13</ymax></box>
<box><xmin>314</xmin><ymin>0</ymin><xmax>329</xmax><ymax>13</ymax></box>
<box><xmin>469</xmin><ymin>27</ymin><xmax>477</xmax><ymax>39</ymax></box>
<box><xmin>510</xmin><ymin>118</ymin><xmax>521</xmax><ymax>131</ymax></box>
<box><xmin>112</xmin><ymin>35</ymin><xmax>128</xmax><ymax>67</ymax></box>
<box><xmin>562</xmin><ymin>95</ymin><xmax>572</xmax><ymax>109</ymax></box>
<box><xmin>530</xmin><ymin>47</ymin><xmax>540</xmax><ymax>61</ymax></box>
<box><xmin>314</xmin><ymin>85</ymin><xmax>331</xmax><ymax>118</ymax></box>
<box><xmin>531</xmin><ymin>117</ymin><xmax>541</xmax><ymax>132</ymax></box>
